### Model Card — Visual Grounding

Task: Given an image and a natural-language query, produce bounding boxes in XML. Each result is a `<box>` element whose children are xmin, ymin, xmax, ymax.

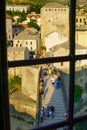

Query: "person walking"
<box><xmin>50</xmin><ymin>105</ymin><xmax>55</xmax><ymax>118</ymax></box>
<box><xmin>40</xmin><ymin>109</ymin><xmax>43</xmax><ymax>123</ymax></box>
<box><xmin>63</xmin><ymin>111</ymin><xmax>69</xmax><ymax>130</ymax></box>
<box><xmin>51</xmin><ymin>76</ymin><xmax>55</xmax><ymax>86</ymax></box>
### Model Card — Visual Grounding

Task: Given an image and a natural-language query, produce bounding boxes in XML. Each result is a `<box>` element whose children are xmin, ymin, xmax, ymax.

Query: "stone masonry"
<box><xmin>41</xmin><ymin>3</ymin><xmax>69</xmax><ymax>46</ymax></box>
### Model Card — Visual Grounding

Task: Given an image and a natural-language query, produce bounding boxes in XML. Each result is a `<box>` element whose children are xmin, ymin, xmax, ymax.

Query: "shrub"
<box><xmin>8</xmin><ymin>76</ymin><xmax>21</xmax><ymax>92</ymax></box>
<box><xmin>74</xmin><ymin>85</ymin><xmax>83</xmax><ymax>102</ymax></box>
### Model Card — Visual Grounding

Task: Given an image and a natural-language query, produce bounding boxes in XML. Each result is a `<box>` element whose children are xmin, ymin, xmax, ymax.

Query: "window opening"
<box><xmin>1</xmin><ymin>1</ymin><xmax>87</xmax><ymax>130</ymax></box>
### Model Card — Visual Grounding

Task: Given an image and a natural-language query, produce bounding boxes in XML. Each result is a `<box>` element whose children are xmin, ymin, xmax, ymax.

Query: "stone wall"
<box><xmin>61</xmin><ymin>66</ymin><xmax>87</xmax><ymax>110</ymax></box>
<box><xmin>22</xmin><ymin>66</ymin><xmax>39</xmax><ymax>101</ymax></box>
<box><xmin>9</xmin><ymin>66</ymin><xmax>40</xmax><ymax>119</ymax></box>
<box><xmin>41</xmin><ymin>4</ymin><xmax>69</xmax><ymax>46</ymax></box>
<box><xmin>10</xmin><ymin>97</ymin><xmax>36</xmax><ymax>119</ymax></box>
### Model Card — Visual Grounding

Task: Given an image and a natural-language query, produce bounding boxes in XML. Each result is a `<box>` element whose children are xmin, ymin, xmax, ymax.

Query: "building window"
<box><xmin>30</xmin><ymin>47</ymin><xmax>32</xmax><ymax>50</ymax></box>
<box><xmin>80</xmin><ymin>18</ymin><xmax>82</xmax><ymax>23</ymax></box>
<box><xmin>9</xmin><ymin>35</ymin><xmax>11</xmax><ymax>39</ymax></box>
<box><xmin>18</xmin><ymin>40</ymin><xmax>20</xmax><ymax>43</ymax></box>
<box><xmin>61</xmin><ymin>62</ymin><xmax>63</xmax><ymax>66</ymax></box>
<box><xmin>30</xmin><ymin>41</ymin><xmax>32</xmax><ymax>45</ymax></box>
<box><xmin>76</xmin><ymin>18</ymin><xmax>78</xmax><ymax>22</ymax></box>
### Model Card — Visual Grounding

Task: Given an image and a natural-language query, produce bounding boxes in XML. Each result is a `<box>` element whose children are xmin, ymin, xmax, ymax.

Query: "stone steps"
<box><xmin>39</xmin><ymin>77</ymin><xmax>66</xmax><ymax>130</ymax></box>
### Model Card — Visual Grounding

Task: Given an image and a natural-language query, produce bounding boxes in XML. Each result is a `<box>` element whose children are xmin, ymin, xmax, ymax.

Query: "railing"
<box><xmin>35</xmin><ymin>66</ymin><xmax>43</xmax><ymax>128</ymax></box>
<box><xmin>60</xmin><ymin>71</ymin><xmax>68</xmax><ymax>111</ymax></box>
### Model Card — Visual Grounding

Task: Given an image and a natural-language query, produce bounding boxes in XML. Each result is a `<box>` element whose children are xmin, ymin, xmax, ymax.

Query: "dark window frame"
<box><xmin>1</xmin><ymin>1</ymin><xmax>87</xmax><ymax>130</ymax></box>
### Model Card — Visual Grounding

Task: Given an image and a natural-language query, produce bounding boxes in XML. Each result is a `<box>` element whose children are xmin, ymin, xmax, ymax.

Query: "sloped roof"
<box><xmin>50</xmin><ymin>41</ymin><xmax>87</xmax><ymax>52</ymax></box>
<box><xmin>6</xmin><ymin>14</ymin><xmax>12</xmax><ymax>19</ymax></box>
<box><xmin>7</xmin><ymin>47</ymin><xmax>29</xmax><ymax>53</ymax></box>
<box><xmin>19</xmin><ymin>23</ymin><xmax>29</xmax><ymax>28</ymax></box>
<box><xmin>27</xmin><ymin>14</ymin><xmax>40</xmax><ymax>18</ymax></box>
<box><xmin>42</xmin><ymin>3</ymin><xmax>68</xmax><ymax>8</ymax></box>
<box><xmin>76</xmin><ymin>25</ymin><xmax>87</xmax><ymax>31</ymax></box>
<box><xmin>13</xmin><ymin>28</ymin><xmax>38</xmax><ymax>40</ymax></box>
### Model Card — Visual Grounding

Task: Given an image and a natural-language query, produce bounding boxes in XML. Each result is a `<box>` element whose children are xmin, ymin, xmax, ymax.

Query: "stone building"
<box><xmin>50</xmin><ymin>41</ymin><xmax>87</xmax><ymax>69</ymax></box>
<box><xmin>41</xmin><ymin>3</ymin><xmax>69</xmax><ymax>46</ymax></box>
<box><xmin>7</xmin><ymin>47</ymin><xmax>29</xmax><ymax>77</ymax></box>
<box><xmin>6</xmin><ymin>5</ymin><xmax>29</xmax><ymax>12</ymax></box>
<box><xmin>12</xmin><ymin>25</ymin><xmax>25</xmax><ymax>39</ymax></box>
<box><xmin>45</xmin><ymin>31</ymin><xmax>68</xmax><ymax>52</ymax></box>
<box><xmin>76</xmin><ymin>10</ymin><xmax>87</xmax><ymax>27</ymax></box>
<box><xmin>13</xmin><ymin>28</ymin><xmax>41</xmax><ymax>57</ymax></box>
<box><xmin>6</xmin><ymin>14</ymin><xmax>13</xmax><ymax>45</ymax></box>
<box><xmin>26</xmin><ymin>12</ymin><xmax>41</xmax><ymax>27</ymax></box>
<box><xmin>76</xmin><ymin>25</ymin><xmax>87</xmax><ymax>48</ymax></box>
<box><xmin>8</xmin><ymin>48</ymin><xmax>39</xmax><ymax>119</ymax></box>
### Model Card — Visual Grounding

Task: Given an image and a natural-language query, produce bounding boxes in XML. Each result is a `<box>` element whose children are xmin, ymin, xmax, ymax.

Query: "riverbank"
<box><xmin>10</xmin><ymin>104</ymin><xmax>35</xmax><ymax>130</ymax></box>
<box><xmin>9</xmin><ymin>90</ymin><xmax>37</xmax><ymax>130</ymax></box>
<box><xmin>9</xmin><ymin>90</ymin><xmax>37</xmax><ymax>119</ymax></box>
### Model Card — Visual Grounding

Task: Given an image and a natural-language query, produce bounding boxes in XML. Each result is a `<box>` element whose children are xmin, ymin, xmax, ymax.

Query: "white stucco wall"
<box><xmin>13</xmin><ymin>39</ymin><xmax>36</xmax><ymax>51</ymax></box>
<box><xmin>6</xmin><ymin>18</ymin><xmax>12</xmax><ymax>40</ymax></box>
<box><xmin>45</xmin><ymin>32</ymin><xmax>68</xmax><ymax>51</ymax></box>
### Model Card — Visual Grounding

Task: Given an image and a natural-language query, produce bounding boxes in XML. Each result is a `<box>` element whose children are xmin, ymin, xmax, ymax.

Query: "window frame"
<box><xmin>1</xmin><ymin>0</ymin><xmax>87</xmax><ymax>130</ymax></box>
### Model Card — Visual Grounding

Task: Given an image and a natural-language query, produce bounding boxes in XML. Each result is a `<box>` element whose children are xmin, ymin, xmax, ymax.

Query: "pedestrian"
<box><xmin>63</xmin><ymin>111</ymin><xmax>69</xmax><ymax>130</ymax></box>
<box><xmin>46</xmin><ymin>106</ymin><xmax>50</xmax><ymax>118</ymax></box>
<box><xmin>40</xmin><ymin>77</ymin><xmax>44</xmax><ymax>87</ymax></box>
<box><xmin>63</xmin><ymin>111</ymin><xmax>68</xmax><ymax>121</ymax></box>
<box><xmin>48</xmin><ymin>68</ymin><xmax>52</xmax><ymax>77</ymax></box>
<box><xmin>39</xmin><ymin>84</ymin><xmax>43</xmax><ymax>94</ymax></box>
<box><xmin>50</xmin><ymin>105</ymin><xmax>55</xmax><ymax>118</ymax></box>
<box><xmin>40</xmin><ymin>110</ymin><xmax>43</xmax><ymax>123</ymax></box>
<box><xmin>43</xmin><ymin>89</ymin><xmax>46</xmax><ymax>99</ymax></box>
<box><xmin>51</xmin><ymin>76</ymin><xmax>55</xmax><ymax>86</ymax></box>
<box><xmin>49</xmin><ymin>109</ymin><xmax>52</xmax><ymax>119</ymax></box>
<box><xmin>42</xmin><ymin>106</ymin><xmax>46</xmax><ymax>120</ymax></box>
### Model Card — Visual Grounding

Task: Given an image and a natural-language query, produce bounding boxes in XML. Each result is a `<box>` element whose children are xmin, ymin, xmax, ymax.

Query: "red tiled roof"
<box><xmin>19</xmin><ymin>23</ymin><xmax>29</xmax><ymax>28</ymax></box>
<box><xmin>27</xmin><ymin>14</ymin><xmax>40</xmax><ymax>19</ymax></box>
<box><xmin>6</xmin><ymin>14</ymin><xmax>12</xmax><ymax>19</ymax></box>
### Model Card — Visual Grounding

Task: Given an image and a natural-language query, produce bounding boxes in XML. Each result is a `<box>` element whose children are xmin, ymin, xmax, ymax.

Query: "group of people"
<box><xmin>43</xmin><ymin>65</ymin><xmax>58</xmax><ymax>77</ymax></box>
<box><xmin>40</xmin><ymin>105</ymin><xmax>55</xmax><ymax>123</ymax></box>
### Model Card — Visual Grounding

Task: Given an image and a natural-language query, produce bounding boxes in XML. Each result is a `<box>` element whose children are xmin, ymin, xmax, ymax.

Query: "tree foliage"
<box><xmin>28</xmin><ymin>19</ymin><xmax>40</xmax><ymax>31</ymax></box>
<box><xmin>74</xmin><ymin>85</ymin><xmax>83</xmax><ymax>102</ymax></box>
<box><xmin>8</xmin><ymin>76</ymin><xmax>21</xmax><ymax>91</ymax></box>
<box><xmin>17</xmin><ymin>10</ymin><xmax>26</xmax><ymax>23</ymax></box>
<box><xmin>6</xmin><ymin>10</ymin><xmax>22</xmax><ymax>16</ymax></box>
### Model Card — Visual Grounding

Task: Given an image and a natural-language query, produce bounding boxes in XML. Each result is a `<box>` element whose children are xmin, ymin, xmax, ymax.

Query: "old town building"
<box><xmin>41</xmin><ymin>3</ymin><xmax>69</xmax><ymax>46</ymax></box>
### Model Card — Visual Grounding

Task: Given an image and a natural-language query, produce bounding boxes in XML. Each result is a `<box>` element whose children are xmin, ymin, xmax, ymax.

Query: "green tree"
<box><xmin>17</xmin><ymin>10</ymin><xmax>26</xmax><ymax>23</ymax></box>
<box><xmin>28</xmin><ymin>19</ymin><xmax>40</xmax><ymax>31</ymax></box>
<box><xmin>74</xmin><ymin>85</ymin><xmax>83</xmax><ymax>102</ymax></box>
<box><xmin>8</xmin><ymin>76</ymin><xmax>21</xmax><ymax>92</ymax></box>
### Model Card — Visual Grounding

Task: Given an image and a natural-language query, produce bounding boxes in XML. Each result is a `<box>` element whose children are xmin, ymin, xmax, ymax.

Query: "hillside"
<box><xmin>6</xmin><ymin>0</ymin><xmax>87</xmax><ymax>6</ymax></box>
<box><xmin>6</xmin><ymin>0</ymin><xmax>68</xmax><ymax>5</ymax></box>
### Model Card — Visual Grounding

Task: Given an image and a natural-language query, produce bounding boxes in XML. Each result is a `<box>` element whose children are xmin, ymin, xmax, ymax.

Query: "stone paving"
<box><xmin>39</xmin><ymin>74</ymin><xmax>66</xmax><ymax>130</ymax></box>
